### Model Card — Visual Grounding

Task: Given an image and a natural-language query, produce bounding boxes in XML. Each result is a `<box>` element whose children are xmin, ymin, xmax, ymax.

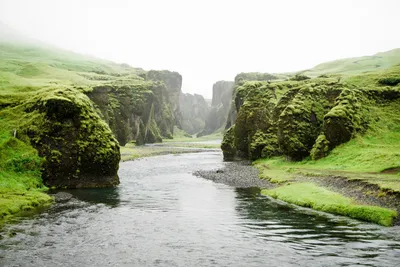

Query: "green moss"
<box><xmin>324</xmin><ymin>88</ymin><xmax>368</xmax><ymax>148</ymax></box>
<box><xmin>262</xmin><ymin>183</ymin><xmax>397</xmax><ymax>226</ymax></box>
<box><xmin>310</xmin><ymin>134</ymin><xmax>330</xmax><ymax>160</ymax></box>
<box><xmin>277</xmin><ymin>82</ymin><xmax>336</xmax><ymax>160</ymax></box>
<box><xmin>0</xmin><ymin>127</ymin><xmax>53</xmax><ymax>226</ymax></box>
<box><xmin>221</xmin><ymin>125</ymin><xmax>236</xmax><ymax>160</ymax></box>
<box><xmin>289</xmin><ymin>74</ymin><xmax>311</xmax><ymax>81</ymax></box>
<box><xmin>255</xmin><ymin>164</ymin><xmax>293</xmax><ymax>183</ymax></box>
<box><xmin>0</xmin><ymin>86</ymin><xmax>121</xmax><ymax>189</ymax></box>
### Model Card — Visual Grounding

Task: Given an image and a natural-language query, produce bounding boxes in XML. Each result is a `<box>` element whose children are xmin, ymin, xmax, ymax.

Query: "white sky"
<box><xmin>0</xmin><ymin>0</ymin><xmax>399</xmax><ymax>98</ymax></box>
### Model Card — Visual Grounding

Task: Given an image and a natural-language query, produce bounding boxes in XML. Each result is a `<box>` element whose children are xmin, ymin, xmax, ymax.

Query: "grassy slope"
<box><xmin>255</xmin><ymin>65</ymin><xmax>400</xmax><ymax>225</ymax></box>
<box><xmin>0</xmin><ymin>39</ymin><xmax>145</xmax><ymax>225</ymax></box>
<box><xmin>299</xmin><ymin>48</ymin><xmax>400</xmax><ymax>77</ymax></box>
<box><xmin>0</xmin><ymin>42</ymin><xmax>145</xmax><ymax>92</ymax></box>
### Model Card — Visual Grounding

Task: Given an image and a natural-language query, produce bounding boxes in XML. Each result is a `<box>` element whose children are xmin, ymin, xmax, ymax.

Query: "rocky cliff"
<box><xmin>87</xmin><ymin>80</ymin><xmax>174</xmax><ymax>146</ymax></box>
<box><xmin>4</xmin><ymin>87</ymin><xmax>121</xmax><ymax>188</ymax></box>
<box><xmin>147</xmin><ymin>70</ymin><xmax>183</xmax><ymax>127</ymax></box>
<box><xmin>225</xmin><ymin>73</ymin><xmax>278</xmax><ymax>129</ymax></box>
<box><xmin>179</xmin><ymin>93</ymin><xmax>209</xmax><ymax>134</ymax></box>
<box><xmin>221</xmin><ymin>69</ymin><xmax>400</xmax><ymax>161</ymax></box>
<box><xmin>85</xmin><ymin>69</ymin><xmax>185</xmax><ymax>146</ymax></box>
<box><xmin>198</xmin><ymin>81</ymin><xmax>234</xmax><ymax>137</ymax></box>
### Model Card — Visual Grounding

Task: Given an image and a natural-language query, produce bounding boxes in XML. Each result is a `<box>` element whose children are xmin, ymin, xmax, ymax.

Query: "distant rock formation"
<box><xmin>180</xmin><ymin>93</ymin><xmax>210</xmax><ymax>135</ymax></box>
<box><xmin>87</xmin><ymin>70</ymin><xmax>183</xmax><ymax>146</ymax></box>
<box><xmin>198</xmin><ymin>81</ymin><xmax>234</xmax><ymax>137</ymax></box>
<box><xmin>147</xmin><ymin>70</ymin><xmax>183</xmax><ymax>128</ymax></box>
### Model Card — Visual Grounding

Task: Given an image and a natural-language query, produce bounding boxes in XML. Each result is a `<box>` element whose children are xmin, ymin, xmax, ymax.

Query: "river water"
<box><xmin>1</xmin><ymin>152</ymin><xmax>400</xmax><ymax>267</ymax></box>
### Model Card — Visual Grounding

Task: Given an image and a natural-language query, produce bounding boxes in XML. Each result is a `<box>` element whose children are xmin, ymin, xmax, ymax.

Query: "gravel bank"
<box><xmin>194</xmin><ymin>161</ymin><xmax>274</xmax><ymax>188</ymax></box>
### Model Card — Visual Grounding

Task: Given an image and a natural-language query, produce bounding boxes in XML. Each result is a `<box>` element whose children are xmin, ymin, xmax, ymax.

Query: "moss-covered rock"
<box><xmin>310</xmin><ymin>134</ymin><xmax>330</xmax><ymax>160</ymax></box>
<box><xmin>277</xmin><ymin>82</ymin><xmax>341</xmax><ymax>160</ymax></box>
<box><xmin>324</xmin><ymin>89</ymin><xmax>368</xmax><ymax>147</ymax></box>
<box><xmin>87</xmin><ymin>80</ymin><xmax>175</xmax><ymax>146</ymax></box>
<box><xmin>226</xmin><ymin>72</ymin><xmax>278</xmax><ymax>129</ymax></box>
<box><xmin>221</xmin><ymin>125</ymin><xmax>236</xmax><ymax>161</ymax></box>
<box><xmin>23</xmin><ymin>88</ymin><xmax>120</xmax><ymax>188</ymax></box>
<box><xmin>221</xmin><ymin>77</ymin><xmax>375</xmax><ymax>161</ymax></box>
<box><xmin>232</xmin><ymin>81</ymin><xmax>280</xmax><ymax>159</ymax></box>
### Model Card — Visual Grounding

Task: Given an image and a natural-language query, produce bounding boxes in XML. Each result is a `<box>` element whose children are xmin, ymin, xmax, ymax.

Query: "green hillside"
<box><xmin>286</xmin><ymin>48</ymin><xmax>400</xmax><ymax>78</ymax></box>
<box><xmin>0</xmin><ymin>41</ymin><xmax>146</xmax><ymax>93</ymax></box>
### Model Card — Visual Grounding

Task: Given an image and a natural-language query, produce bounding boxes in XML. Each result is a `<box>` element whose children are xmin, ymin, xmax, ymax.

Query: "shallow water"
<box><xmin>1</xmin><ymin>152</ymin><xmax>400</xmax><ymax>267</ymax></box>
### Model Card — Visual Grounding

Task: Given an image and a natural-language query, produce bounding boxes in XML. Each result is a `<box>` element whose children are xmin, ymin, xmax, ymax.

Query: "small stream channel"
<box><xmin>1</xmin><ymin>151</ymin><xmax>400</xmax><ymax>266</ymax></box>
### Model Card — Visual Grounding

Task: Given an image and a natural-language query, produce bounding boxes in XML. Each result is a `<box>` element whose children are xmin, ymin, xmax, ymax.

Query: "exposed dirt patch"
<box><xmin>381</xmin><ymin>167</ymin><xmax>400</xmax><ymax>174</ymax></box>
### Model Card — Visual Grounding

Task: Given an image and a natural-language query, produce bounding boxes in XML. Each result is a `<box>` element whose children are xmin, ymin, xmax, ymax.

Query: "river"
<box><xmin>1</xmin><ymin>151</ymin><xmax>399</xmax><ymax>266</ymax></box>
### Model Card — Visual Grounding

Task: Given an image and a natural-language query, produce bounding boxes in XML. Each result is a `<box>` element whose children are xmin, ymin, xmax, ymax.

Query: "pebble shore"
<box><xmin>194</xmin><ymin>161</ymin><xmax>274</xmax><ymax>188</ymax></box>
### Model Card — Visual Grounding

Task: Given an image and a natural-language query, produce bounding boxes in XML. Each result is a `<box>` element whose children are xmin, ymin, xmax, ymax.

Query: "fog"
<box><xmin>1</xmin><ymin>0</ymin><xmax>399</xmax><ymax>98</ymax></box>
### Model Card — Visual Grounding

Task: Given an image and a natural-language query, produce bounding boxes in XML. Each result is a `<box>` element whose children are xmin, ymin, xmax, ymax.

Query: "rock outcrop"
<box><xmin>22</xmin><ymin>88</ymin><xmax>120</xmax><ymax>188</ymax></box>
<box><xmin>147</xmin><ymin>70</ymin><xmax>183</xmax><ymax>127</ymax></box>
<box><xmin>198</xmin><ymin>81</ymin><xmax>234</xmax><ymax>136</ymax></box>
<box><xmin>87</xmin><ymin>80</ymin><xmax>174</xmax><ymax>146</ymax></box>
<box><xmin>221</xmin><ymin>77</ymin><xmax>379</xmax><ymax>161</ymax></box>
<box><xmin>179</xmin><ymin>93</ymin><xmax>209</xmax><ymax>134</ymax></box>
<box><xmin>86</xmin><ymin>69</ymin><xmax>187</xmax><ymax>146</ymax></box>
<box><xmin>225</xmin><ymin>72</ymin><xmax>278</xmax><ymax>129</ymax></box>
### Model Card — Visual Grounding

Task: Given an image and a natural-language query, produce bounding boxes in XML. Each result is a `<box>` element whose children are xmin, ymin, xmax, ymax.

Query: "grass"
<box><xmin>0</xmin><ymin>126</ymin><xmax>52</xmax><ymax>227</ymax></box>
<box><xmin>262</xmin><ymin>183</ymin><xmax>397</xmax><ymax>226</ymax></box>
<box><xmin>296</xmin><ymin>48</ymin><xmax>400</xmax><ymax>77</ymax></box>
<box><xmin>0</xmin><ymin>41</ymin><xmax>146</xmax><ymax>99</ymax></box>
<box><xmin>255</xmin><ymin>164</ymin><xmax>294</xmax><ymax>183</ymax></box>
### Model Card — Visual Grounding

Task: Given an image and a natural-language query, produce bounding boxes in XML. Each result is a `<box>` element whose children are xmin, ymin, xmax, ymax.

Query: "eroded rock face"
<box><xmin>87</xmin><ymin>81</ymin><xmax>175</xmax><ymax>146</ymax></box>
<box><xmin>221</xmin><ymin>78</ymin><xmax>374</xmax><ymax>161</ymax></box>
<box><xmin>147</xmin><ymin>70</ymin><xmax>183</xmax><ymax>128</ymax></box>
<box><xmin>179</xmin><ymin>93</ymin><xmax>209</xmax><ymax>134</ymax></box>
<box><xmin>198</xmin><ymin>81</ymin><xmax>234</xmax><ymax>137</ymax></box>
<box><xmin>25</xmin><ymin>88</ymin><xmax>120</xmax><ymax>188</ymax></box>
<box><xmin>226</xmin><ymin>72</ymin><xmax>278</xmax><ymax>129</ymax></box>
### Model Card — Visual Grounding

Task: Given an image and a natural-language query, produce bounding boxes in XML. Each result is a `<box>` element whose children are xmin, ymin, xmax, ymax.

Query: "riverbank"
<box><xmin>195</xmin><ymin>159</ymin><xmax>399</xmax><ymax>226</ymax></box>
<box><xmin>255</xmin><ymin>160</ymin><xmax>399</xmax><ymax>226</ymax></box>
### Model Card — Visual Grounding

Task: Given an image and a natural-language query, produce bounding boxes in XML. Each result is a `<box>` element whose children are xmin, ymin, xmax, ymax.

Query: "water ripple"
<box><xmin>1</xmin><ymin>152</ymin><xmax>399</xmax><ymax>267</ymax></box>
